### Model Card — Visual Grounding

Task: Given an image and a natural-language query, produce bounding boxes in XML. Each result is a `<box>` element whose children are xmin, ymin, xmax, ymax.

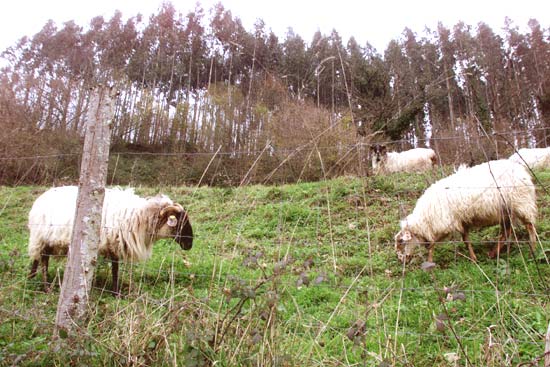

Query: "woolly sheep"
<box><xmin>509</xmin><ymin>147</ymin><xmax>550</xmax><ymax>170</ymax></box>
<box><xmin>370</xmin><ymin>144</ymin><xmax>436</xmax><ymax>174</ymax></box>
<box><xmin>28</xmin><ymin>186</ymin><xmax>193</xmax><ymax>294</ymax></box>
<box><xmin>394</xmin><ymin>159</ymin><xmax>537</xmax><ymax>263</ymax></box>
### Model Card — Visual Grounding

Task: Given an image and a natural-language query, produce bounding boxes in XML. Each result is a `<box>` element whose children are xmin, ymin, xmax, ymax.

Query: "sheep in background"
<box><xmin>394</xmin><ymin>159</ymin><xmax>537</xmax><ymax>263</ymax></box>
<box><xmin>28</xmin><ymin>186</ymin><xmax>193</xmax><ymax>294</ymax></box>
<box><xmin>370</xmin><ymin>144</ymin><xmax>436</xmax><ymax>174</ymax></box>
<box><xmin>509</xmin><ymin>147</ymin><xmax>550</xmax><ymax>170</ymax></box>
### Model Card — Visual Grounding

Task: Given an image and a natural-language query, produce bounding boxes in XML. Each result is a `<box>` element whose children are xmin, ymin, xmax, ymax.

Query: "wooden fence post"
<box><xmin>54</xmin><ymin>86</ymin><xmax>116</xmax><ymax>336</ymax></box>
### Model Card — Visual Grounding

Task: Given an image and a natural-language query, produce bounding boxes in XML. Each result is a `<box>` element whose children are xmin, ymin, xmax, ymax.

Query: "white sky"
<box><xmin>0</xmin><ymin>0</ymin><xmax>548</xmax><ymax>54</ymax></box>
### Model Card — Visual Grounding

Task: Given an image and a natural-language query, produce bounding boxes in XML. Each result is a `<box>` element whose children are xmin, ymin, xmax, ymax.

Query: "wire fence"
<box><xmin>2</xmin><ymin>123</ymin><xmax>550</xmax><ymax>190</ymax></box>
<box><xmin>1</xmin><ymin>129</ymin><xmax>550</xmax><ymax>365</ymax></box>
<box><xmin>15</xmin><ymin>266</ymin><xmax>550</xmax><ymax>300</ymax></box>
<box><xmin>2</xmin><ymin>126</ymin><xmax>550</xmax><ymax>161</ymax></box>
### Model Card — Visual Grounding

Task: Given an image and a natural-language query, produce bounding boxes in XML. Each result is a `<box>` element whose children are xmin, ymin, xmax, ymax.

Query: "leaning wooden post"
<box><xmin>54</xmin><ymin>86</ymin><xmax>116</xmax><ymax>336</ymax></box>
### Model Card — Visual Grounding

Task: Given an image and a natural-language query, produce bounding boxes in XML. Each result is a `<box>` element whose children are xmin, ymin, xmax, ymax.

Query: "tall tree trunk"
<box><xmin>443</xmin><ymin>62</ymin><xmax>455</xmax><ymax>131</ymax></box>
<box><xmin>59</xmin><ymin>78</ymin><xmax>73</xmax><ymax>133</ymax></box>
<box><xmin>72</xmin><ymin>83</ymin><xmax>87</xmax><ymax>133</ymax></box>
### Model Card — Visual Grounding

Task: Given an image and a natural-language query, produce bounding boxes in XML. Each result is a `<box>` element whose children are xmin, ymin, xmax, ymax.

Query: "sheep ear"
<box><xmin>402</xmin><ymin>230</ymin><xmax>412</xmax><ymax>242</ymax></box>
<box><xmin>167</xmin><ymin>215</ymin><xmax>177</xmax><ymax>227</ymax></box>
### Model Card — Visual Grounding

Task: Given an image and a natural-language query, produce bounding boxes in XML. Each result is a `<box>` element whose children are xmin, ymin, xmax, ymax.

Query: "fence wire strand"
<box><xmin>2</xmin><ymin>125</ymin><xmax>550</xmax><ymax>161</ymax></box>
<box><xmin>2</xmin><ymin>128</ymin><xmax>550</xmax><ymax>365</ymax></box>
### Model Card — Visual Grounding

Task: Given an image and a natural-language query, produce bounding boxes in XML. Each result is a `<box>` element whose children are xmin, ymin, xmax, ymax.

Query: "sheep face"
<box><xmin>158</xmin><ymin>204</ymin><xmax>193</xmax><ymax>250</ymax></box>
<box><xmin>394</xmin><ymin>228</ymin><xmax>423</xmax><ymax>263</ymax></box>
<box><xmin>370</xmin><ymin>144</ymin><xmax>387</xmax><ymax>171</ymax></box>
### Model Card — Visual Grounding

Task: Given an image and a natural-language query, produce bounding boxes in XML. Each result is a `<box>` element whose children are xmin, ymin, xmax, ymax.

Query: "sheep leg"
<box><xmin>29</xmin><ymin>260</ymin><xmax>39</xmax><ymax>279</ymax></box>
<box><xmin>526</xmin><ymin>223</ymin><xmax>538</xmax><ymax>255</ymax></box>
<box><xmin>462</xmin><ymin>232</ymin><xmax>477</xmax><ymax>262</ymax></box>
<box><xmin>111</xmin><ymin>257</ymin><xmax>120</xmax><ymax>296</ymax></box>
<box><xmin>41</xmin><ymin>254</ymin><xmax>51</xmax><ymax>293</ymax></box>
<box><xmin>489</xmin><ymin>222</ymin><xmax>512</xmax><ymax>259</ymax></box>
<box><xmin>427</xmin><ymin>243</ymin><xmax>435</xmax><ymax>263</ymax></box>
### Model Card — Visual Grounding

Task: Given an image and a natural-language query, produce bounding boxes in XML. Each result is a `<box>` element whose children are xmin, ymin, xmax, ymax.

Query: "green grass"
<box><xmin>0</xmin><ymin>171</ymin><xmax>549</xmax><ymax>366</ymax></box>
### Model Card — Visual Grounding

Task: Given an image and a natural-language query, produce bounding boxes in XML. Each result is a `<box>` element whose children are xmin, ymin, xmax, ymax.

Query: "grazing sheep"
<box><xmin>394</xmin><ymin>159</ymin><xmax>537</xmax><ymax>263</ymax></box>
<box><xmin>370</xmin><ymin>144</ymin><xmax>436</xmax><ymax>174</ymax></box>
<box><xmin>28</xmin><ymin>186</ymin><xmax>193</xmax><ymax>294</ymax></box>
<box><xmin>509</xmin><ymin>147</ymin><xmax>550</xmax><ymax>170</ymax></box>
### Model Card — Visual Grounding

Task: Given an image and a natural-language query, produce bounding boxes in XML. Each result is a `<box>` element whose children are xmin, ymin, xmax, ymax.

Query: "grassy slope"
<box><xmin>0</xmin><ymin>170</ymin><xmax>549</xmax><ymax>366</ymax></box>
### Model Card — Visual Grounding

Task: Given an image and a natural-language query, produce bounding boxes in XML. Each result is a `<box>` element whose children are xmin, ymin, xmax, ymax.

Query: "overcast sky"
<box><xmin>0</xmin><ymin>0</ymin><xmax>548</xmax><ymax>54</ymax></box>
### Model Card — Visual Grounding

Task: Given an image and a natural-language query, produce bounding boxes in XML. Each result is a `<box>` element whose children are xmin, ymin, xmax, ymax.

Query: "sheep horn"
<box><xmin>160</xmin><ymin>204</ymin><xmax>184</xmax><ymax>217</ymax></box>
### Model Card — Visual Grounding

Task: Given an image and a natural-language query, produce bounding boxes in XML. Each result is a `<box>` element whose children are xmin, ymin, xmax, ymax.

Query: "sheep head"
<box><xmin>370</xmin><ymin>144</ymin><xmax>387</xmax><ymax>156</ymax></box>
<box><xmin>394</xmin><ymin>227</ymin><xmax>422</xmax><ymax>264</ymax></box>
<box><xmin>159</xmin><ymin>203</ymin><xmax>193</xmax><ymax>250</ymax></box>
<box><xmin>370</xmin><ymin>144</ymin><xmax>387</xmax><ymax>171</ymax></box>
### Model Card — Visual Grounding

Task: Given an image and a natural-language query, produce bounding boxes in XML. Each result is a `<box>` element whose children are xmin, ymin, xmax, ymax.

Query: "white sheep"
<box><xmin>509</xmin><ymin>147</ymin><xmax>550</xmax><ymax>170</ymax></box>
<box><xmin>370</xmin><ymin>144</ymin><xmax>436</xmax><ymax>174</ymax></box>
<box><xmin>27</xmin><ymin>186</ymin><xmax>193</xmax><ymax>294</ymax></box>
<box><xmin>394</xmin><ymin>159</ymin><xmax>537</xmax><ymax>263</ymax></box>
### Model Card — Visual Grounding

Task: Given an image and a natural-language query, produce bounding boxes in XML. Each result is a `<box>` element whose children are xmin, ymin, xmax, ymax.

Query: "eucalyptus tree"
<box><xmin>436</xmin><ymin>23</ymin><xmax>460</xmax><ymax>131</ymax></box>
<box><xmin>525</xmin><ymin>19</ymin><xmax>550</xmax><ymax>144</ymax></box>
<box><xmin>281</xmin><ymin>28</ymin><xmax>309</xmax><ymax>100</ymax></box>
<box><xmin>474</xmin><ymin>23</ymin><xmax>509</xmax><ymax>135</ymax></box>
<box><xmin>383</xmin><ymin>38</ymin><xmax>424</xmax><ymax>141</ymax></box>
<box><xmin>346</xmin><ymin>38</ymin><xmax>391</xmax><ymax>137</ymax></box>
<box><xmin>452</xmin><ymin>21</ymin><xmax>490</xmax><ymax>131</ymax></box>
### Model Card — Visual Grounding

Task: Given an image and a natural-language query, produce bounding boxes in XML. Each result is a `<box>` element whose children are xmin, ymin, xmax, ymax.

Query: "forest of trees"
<box><xmin>0</xmin><ymin>2</ymin><xmax>549</xmax><ymax>185</ymax></box>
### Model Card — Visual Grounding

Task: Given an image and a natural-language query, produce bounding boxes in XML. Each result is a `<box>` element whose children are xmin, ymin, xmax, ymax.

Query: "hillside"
<box><xmin>1</xmin><ymin>170</ymin><xmax>549</xmax><ymax>366</ymax></box>
<box><xmin>2</xmin><ymin>4</ymin><xmax>549</xmax><ymax>186</ymax></box>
